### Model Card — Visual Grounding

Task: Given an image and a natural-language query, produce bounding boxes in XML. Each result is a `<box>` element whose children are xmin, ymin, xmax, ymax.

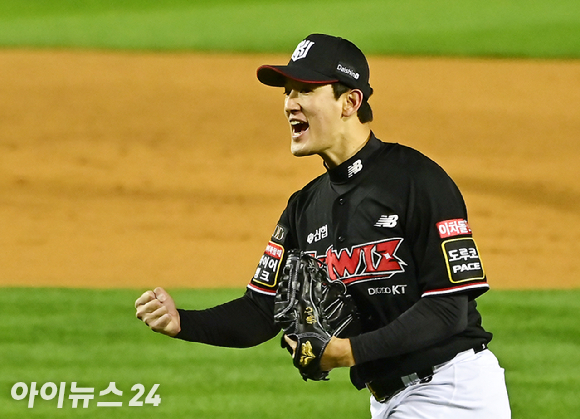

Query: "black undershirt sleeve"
<box><xmin>172</xmin><ymin>289</ymin><xmax>467</xmax><ymax>364</ymax></box>
<box><xmin>174</xmin><ymin>291</ymin><xmax>279</xmax><ymax>348</ymax></box>
<box><xmin>350</xmin><ymin>294</ymin><xmax>468</xmax><ymax>365</ymax></box>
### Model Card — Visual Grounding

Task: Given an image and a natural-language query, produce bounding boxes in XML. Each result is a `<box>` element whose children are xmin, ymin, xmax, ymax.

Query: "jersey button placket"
<box><xmin>334</xmin><ymin>196</ymin><xmax>347</xmax><ymax>245</ymax></box>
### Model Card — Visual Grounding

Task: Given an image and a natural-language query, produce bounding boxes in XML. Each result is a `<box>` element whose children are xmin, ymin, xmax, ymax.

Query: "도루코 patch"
<box><xmin>442</xmin><ymin>238</ymin><xmax>485</xmax><ymax>283</ymax></box>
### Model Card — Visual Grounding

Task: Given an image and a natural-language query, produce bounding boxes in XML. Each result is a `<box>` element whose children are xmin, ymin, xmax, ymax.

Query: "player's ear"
<box><xmin>341</xmin><ymin>89</ymin><xmax>363</xmax><ymax>118</ymax></box>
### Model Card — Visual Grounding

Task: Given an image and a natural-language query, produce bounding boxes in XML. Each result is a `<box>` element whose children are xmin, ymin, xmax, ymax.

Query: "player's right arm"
<box><xmin>169</xmin><ymin>203</ymin><xmax>298</xmax><ymax>348</ymax></box>
<box><xmin>135</xmin><ymin>287</ymin><xmax>181</xmax><ymax>337</ymax></box>
<box><xmin>135</xmin><ymin>286</ymin><xmax>280</xmax><ymax>347</ymax></box>
<box><xmin>175</xmin><ymin>291</ymin><xmax>279</xmax><ymax>347</ymax></box>
<box><xmin>135</xmin><ymin>200</ymin><xmax>297</xmax><ymax>348</ymax></box>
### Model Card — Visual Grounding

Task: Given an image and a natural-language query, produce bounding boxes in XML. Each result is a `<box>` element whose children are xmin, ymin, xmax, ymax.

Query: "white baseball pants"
<box><xmin>370</xmin><ymin>348</ymin><xmax>511</xmax><ymax>419</ymax></box>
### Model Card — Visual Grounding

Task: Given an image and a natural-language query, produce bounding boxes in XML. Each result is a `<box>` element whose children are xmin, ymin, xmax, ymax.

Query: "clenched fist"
<box><xmin>135</xmin><ymin>287</ymin><xmax>181</xmax><ymax>337</ymax></box>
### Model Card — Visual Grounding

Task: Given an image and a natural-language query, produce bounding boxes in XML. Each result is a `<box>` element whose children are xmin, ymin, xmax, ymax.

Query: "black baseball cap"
<box><xmin>257</xmin><ymin>34</ymin><xmax>373</xmax><ymax>99</ymax></box>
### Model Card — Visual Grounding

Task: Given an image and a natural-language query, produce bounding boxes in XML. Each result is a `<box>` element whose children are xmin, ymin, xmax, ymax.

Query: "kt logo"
<box><xmin>291</xmin><ymin>40</ymin><xmax>315</xmax><ymax>61</ymax></box>
<box><xmin>309</xmin><ymin>238</ymin><xmax>406</xmax><ymax>284</ymax></box>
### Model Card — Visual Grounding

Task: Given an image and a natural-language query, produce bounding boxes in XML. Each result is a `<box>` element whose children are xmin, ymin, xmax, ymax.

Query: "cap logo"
<box><xmin>291</xmin><ymin>40</ymin><xmax>315</xmax><ymax>61</ymax></box>
<box><xmin>337</xmin><ymin>63</ymin><xmax>360</xmax><ymax>80</ymax></box>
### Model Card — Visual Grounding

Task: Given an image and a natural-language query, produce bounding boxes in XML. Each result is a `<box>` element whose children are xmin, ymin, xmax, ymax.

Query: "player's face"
<box><xmin>283</xmin><ymin>80</ymin><xmax>344</xmax><ymax>158</ymax></box>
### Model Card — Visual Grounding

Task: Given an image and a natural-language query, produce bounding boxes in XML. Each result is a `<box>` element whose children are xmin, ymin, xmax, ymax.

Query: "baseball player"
<box><xmin>136</xmin><ymin>34</ymin><xmax>511</xmax><ymax>418</ymax></box>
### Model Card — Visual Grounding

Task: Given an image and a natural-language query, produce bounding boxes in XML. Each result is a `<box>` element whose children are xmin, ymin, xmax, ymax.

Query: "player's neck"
<box><xmin>320</xmin><ymin>125</ymin><xmax>371</xmax><ymax>169</ymax></box>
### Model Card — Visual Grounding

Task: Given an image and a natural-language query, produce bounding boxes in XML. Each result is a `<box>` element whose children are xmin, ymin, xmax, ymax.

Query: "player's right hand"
<box><xmin>135</xmin><ymin>287</ymin><xmax>181</xmax><ymax>337</ymax></box>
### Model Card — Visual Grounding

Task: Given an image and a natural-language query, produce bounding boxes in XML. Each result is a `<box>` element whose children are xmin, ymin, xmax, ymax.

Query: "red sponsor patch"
<box><xmin>437</xmin><ymin>219</ymin><xmax>472</xmax><ymax>239</ymax></box>
<box><xmin>265</xmin><ymin>242</ymin><xmax>284</xmax><ymax>259</ymax></box>
<box><xmin>249</xmin><ymin>241</ymin><xmax>285</xmax><ymax>293</ymax></box>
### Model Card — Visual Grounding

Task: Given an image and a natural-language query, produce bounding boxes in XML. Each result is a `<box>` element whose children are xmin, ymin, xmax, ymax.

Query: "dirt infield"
<box><xmin>1</xmin><ymin>50</ymin><xmax>578</xmax><ymax>289</ymax></box>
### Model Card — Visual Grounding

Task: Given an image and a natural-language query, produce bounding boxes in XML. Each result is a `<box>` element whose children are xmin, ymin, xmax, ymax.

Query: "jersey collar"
<box><xmin>327</xmin><ymin>132</ymin><xmax>381</xmax><ymax>185</ymax></box>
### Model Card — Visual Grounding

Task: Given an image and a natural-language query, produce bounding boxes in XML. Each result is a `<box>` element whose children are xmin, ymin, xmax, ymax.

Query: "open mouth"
<box><xmin>290</xmin><ymin>120</ymin><xmax>309</xmax><ymax>137</ymax></box>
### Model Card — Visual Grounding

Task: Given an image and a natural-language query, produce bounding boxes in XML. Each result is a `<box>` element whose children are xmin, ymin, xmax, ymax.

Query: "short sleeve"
<box><xmin>407</xmin><ymin>159</ymin><xmax>489</xmax><ymax>299</ymax></box>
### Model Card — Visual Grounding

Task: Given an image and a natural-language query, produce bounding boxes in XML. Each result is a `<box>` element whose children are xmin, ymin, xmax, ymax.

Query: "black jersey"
<box><xmin>248</xmin><ymin>134</ymin><xmax>492</xmax><ymax>387</ymax></box>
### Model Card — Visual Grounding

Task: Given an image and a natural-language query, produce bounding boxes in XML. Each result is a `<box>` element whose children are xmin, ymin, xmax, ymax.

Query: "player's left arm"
<box><xmin>318</xmin><ymin>293</ymin><xmax>468</xmax><ymax>369</ymax></box>
<box><xmin>282</xmin><ymin>335</ymin><xmax>356</xmax><ymax>370</ymax></box>
<box><xmin>347</xmin><ymin>293</ymin><xmax>468</xmax><ymax>365</ymax></box>
<box><xmin>331</xmin><ymin>157</ymin><xmax>484</xmax><ymax>367</ymax></box>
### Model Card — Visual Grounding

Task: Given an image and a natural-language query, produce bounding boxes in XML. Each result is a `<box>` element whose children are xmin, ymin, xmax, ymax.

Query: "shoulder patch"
<box><xmin>248</xmin><ymin>241</ymin><xmax>285</xmax><ymax>294</ymax></box>
<box><xmin>442</xmin><ymin>238</ymin><xmax>485</xmax><ymax>283</ymax></box>
<box><xmin>271</xmin><ymin>224</ymin><xmax>288</xmax><ymax>244</ymax></box>
<box><xmin>248</xmin><ymin>224</ymin><xmax>289</xmax><ymax>295</ymax></box>
<box><xmin>437</xmin><ymin>219</ymin><xmax>472</xmax><ymax>239</ymax></box>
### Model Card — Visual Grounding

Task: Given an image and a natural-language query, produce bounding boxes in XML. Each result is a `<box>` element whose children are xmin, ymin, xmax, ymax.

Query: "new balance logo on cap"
<box><xmin>291</xmin><ymin>40</ymin><xmax>315</xmax><ymax>61</ymax></box>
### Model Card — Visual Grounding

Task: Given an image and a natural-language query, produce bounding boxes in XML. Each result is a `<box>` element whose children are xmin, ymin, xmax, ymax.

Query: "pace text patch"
<box><xmin>442</xmin><ymin>238</ymin><xmax>485</xmax><ymax>283</ymax></box>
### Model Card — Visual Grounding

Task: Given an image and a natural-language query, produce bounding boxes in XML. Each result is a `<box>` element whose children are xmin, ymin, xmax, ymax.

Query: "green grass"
<box><xmin>0</xmin><ymin>0</ymin><xmax>578</xmax><ymax>58</ymax></box>
<box><xmin>0</xmin><ymin>288</ymin><xmax>368</xmax><ymax>418</ymax></box>
<box><xmin>476</xmin><ymin>290</ymin><xmax>580</xmax><ymax>418</ymax></box>
<box><xmin>1</xmin><ymin>288</ymin><xmax>579</xmax><ymax>418</ymax></box>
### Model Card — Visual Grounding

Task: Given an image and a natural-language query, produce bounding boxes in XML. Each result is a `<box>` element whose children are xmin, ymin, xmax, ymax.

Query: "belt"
<box><xmin>366</xmin><ymin>343</ymin><xmax>488</xmax><ymax>403</ymax></box>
